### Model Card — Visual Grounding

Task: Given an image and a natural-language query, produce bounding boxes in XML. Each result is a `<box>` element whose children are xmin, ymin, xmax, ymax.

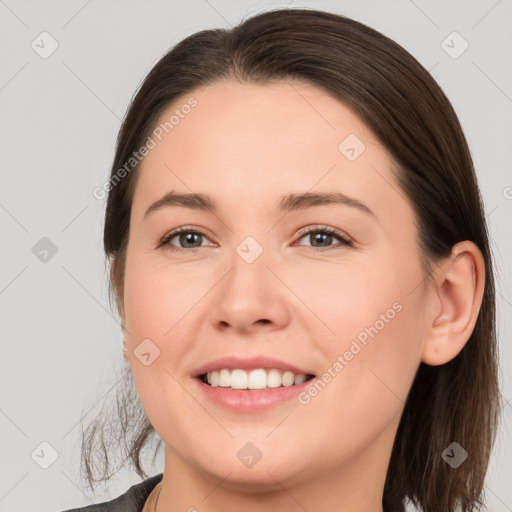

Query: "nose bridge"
<box><xmin>208</xmin><ymin>230</ymin><xmax>290</xmax><ymax>331</ymax></box>
<box><xmin>234</xmin><ymin>234</ymin><xmax>266</xmax><ymax>267</ymax></box>
<box><xmin>225</xmin><ymin>232</ymin><xmax>272</xmax><ymax>298</ymax></box>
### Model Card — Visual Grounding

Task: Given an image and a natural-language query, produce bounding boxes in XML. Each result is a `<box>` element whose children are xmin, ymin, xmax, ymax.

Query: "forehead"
<box><xmin>131</xmin><ymin>79</ymin><xmax>401</xmax><ymax>221</ymax></box>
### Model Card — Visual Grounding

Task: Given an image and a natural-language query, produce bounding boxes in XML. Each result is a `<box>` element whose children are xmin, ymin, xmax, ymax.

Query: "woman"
<box><xmin>64</xmin><ymin>7</ymin><xmax>500</xmax><ymax>512</ymax></box>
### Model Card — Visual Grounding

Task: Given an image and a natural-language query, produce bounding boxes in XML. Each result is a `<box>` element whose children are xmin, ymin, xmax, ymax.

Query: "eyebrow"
<box><xmin>143</xmin><ymin>191</ymin><xmax>375</xmax><ymax>219</ymax></box>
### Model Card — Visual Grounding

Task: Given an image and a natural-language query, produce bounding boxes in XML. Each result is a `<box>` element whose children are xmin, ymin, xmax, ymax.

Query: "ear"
<box><xmin>123</xmin><ymin>338</ymin><xmax>130</xmax><ymax>363</ymax></box>
<box><xmin>421</xmin><ymin>241</ymin><xmax>485</xmax><ymax>366</ymax></box>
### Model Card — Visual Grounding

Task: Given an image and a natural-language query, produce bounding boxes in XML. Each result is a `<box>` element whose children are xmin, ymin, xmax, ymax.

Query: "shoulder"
<box><xmin>59</xmin><ymin>473</ymin><xmax>163</xmax><ymax>512</ymax></box>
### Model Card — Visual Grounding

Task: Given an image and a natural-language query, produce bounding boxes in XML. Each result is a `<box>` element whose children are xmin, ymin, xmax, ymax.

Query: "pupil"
<box><xmin>313</xmin><ymin>232</ymin><xmax>331</xmax><ymax>247</ymax></box>
<box><xmin>181</xmin><ymin>232</ymin><xmax>201</xmax><ymax>248</ymax></box>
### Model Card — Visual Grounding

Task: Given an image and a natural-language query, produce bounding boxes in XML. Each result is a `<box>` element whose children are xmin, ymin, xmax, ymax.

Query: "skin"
<box><xmin>120</xmin><ymin>79</ymin><xmax>485</xmax><ymax>512</ymax></box>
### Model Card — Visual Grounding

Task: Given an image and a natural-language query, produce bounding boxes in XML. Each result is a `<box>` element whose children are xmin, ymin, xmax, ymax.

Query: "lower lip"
<box><xmin>193</xmin><ymin>376</ymin><xmax>316</xmax><ymax>412</ymax></box>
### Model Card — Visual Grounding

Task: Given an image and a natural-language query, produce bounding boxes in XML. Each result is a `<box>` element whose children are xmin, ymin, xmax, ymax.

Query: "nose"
<box><xmin>208</xmin><ymin>250</ymin><xmax>291</xmax><ymax>334</ymax></box>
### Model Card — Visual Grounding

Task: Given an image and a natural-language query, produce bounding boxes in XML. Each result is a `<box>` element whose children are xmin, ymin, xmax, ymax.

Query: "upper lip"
<box><xmin>192</xmin><ymin>355</ymin><xmax>315</xmax><ymax>378</ymax></box>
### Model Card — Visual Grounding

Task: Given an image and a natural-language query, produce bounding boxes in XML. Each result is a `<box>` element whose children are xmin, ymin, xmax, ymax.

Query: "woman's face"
<box><xmin>122</xmin><ymin>79</ymin><xmax>429</xmax><ymax>491</ymax></box>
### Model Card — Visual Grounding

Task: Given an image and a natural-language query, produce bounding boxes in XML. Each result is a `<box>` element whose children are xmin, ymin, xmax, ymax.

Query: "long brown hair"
<box><xmin>81</xmin><ymin>8</ymin><xmax>500</xmax><ymax>511</ymax></box>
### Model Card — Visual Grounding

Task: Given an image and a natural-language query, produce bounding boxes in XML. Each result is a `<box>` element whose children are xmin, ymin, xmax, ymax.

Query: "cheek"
<box><xmin>290</xmin><ymin>255</ymin><xmax>406</xmax><ymax>344</ymax></box>
<box><xmin>122</xmin><ymin>254</ymin><xmax>214</xmax><ymax>400</ymax></box>
<box><xmin>296</xmin><ymin>301</ymin><xmax>423</xmax><ymax>468</ymax></box>
<box><xmin>303</xmin><ymin>255</ymin><xmax>425</xmax><ymax>418</ymax></box>
<box><xmin>122</xmin><ymin>257</ymin><xmax>205</xmax><ymax>433</ymax></box>
<box><xmin>123</xmin><ymin>253</ymin><xmax>204</xmax><ymax>341</ymax></box>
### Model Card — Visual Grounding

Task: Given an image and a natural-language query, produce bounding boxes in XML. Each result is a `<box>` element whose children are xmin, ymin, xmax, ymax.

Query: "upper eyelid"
<box><xmin>295</xmin><ymin>225</ymin><xmax>349</xmax><ymax>239</ymax></box>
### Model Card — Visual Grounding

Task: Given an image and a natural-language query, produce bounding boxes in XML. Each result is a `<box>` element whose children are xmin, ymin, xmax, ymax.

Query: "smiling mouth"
<box><xmin>198</xmin><ymin>368</ymin><xmax>316</xmax><ymax>390</ymax></box>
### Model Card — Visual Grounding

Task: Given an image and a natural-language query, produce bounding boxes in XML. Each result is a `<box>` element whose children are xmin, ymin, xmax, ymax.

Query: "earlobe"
<box><xmin>421</xmin><ymin>241</ymin><xmax>485</xmax><ymax>366</ymax></box>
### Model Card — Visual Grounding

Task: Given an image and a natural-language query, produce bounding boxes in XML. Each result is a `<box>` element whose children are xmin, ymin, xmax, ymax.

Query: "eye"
<box><xmin>158</xmin><ymin>225</ymin><xmax>353</xmax><ymax>252</ymax></box>
<box><xmin>294</xmin><ymin>225</ymin><xmax>353</xmax><ymax>250</ymax></box>
<box><xmin>159</xmin><ymin>226</ymin><xmax>213</xmax><ymax>251</ymax></box>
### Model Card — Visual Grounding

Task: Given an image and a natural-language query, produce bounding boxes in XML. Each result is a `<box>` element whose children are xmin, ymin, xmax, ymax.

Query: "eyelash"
<box><xmin>158</xmin><ymin>225</ymin><xmax>353</xmax><ymax>252</ymax></box>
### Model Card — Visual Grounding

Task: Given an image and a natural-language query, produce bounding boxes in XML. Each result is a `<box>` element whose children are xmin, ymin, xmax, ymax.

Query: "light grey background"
<box><xmin>1</xmin><ymin>1</ymin><xmax>511</xmax><ymax>511</ymax></box>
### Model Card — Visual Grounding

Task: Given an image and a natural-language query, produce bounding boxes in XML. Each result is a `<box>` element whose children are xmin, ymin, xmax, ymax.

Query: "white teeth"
<box><xmin>267</xmin><ymin>369</ymin><xmax>282</xmax><ymax>388</ymax></box>
<box><xmin>247</xmin><ymin>369</ymin><xmax>267</xmax><ymax>389</ymax></box>
<box><xmin>294</xmin><ymin>374</ymin><xmax>308</xmax><ymax>385</ymax></box>
<box><xmin>218</xmin><ymin>369</ymin><xmax>231</xmax><ymax>387</ymax></box>
<box><xmin>204</xmin><ymin>368</ymin><xmax>311</xmax><ymax>389</ymax></box>
<box><xmin>230</xmin><ymin>369</ymin><xmax>247</xmax><ymax>389</ymax></box>
<box><xmin>282</xmin><ymin>371</ymin><xmax>295</xmax><ymax>387</ymax></box>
